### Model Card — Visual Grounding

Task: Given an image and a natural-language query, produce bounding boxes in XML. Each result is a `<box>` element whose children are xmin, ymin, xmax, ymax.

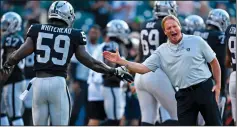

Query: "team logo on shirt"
<box><xmin>186</xmin><ymin>48</ymin><xmax>190</xmax><ymax>51</ymax></box>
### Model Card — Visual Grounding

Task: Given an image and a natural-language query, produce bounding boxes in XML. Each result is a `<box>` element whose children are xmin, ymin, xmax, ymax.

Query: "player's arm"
<box><xmin>75</xmin><ymin>45</ymin><xmax>114</xmax><ymax>74</ymax></box>
<box><xmin>5</xmin><ymin>37</ymin><xmax>34</xmax><ymax>66</ymax></box>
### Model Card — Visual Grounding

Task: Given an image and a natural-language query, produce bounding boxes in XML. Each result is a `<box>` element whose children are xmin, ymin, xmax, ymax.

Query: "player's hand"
<box><xmin>2</xmin><ymin>62</ymin><xmax>14</xmax><ymax>75</ymax></box>
<box><xmin>113</xmin><ymin>66</ymin><xmax>134</xmax><ymax>83</ymax></box>
<box><xmin>212</xmin><ymin>84</ymin><xmax>221</xmax><ymax>104</ymax></box>
<box><xmin>0</xmin><ymin>63</ymin><xmax>14</xmax><ymax>86</ymax></box>
<box><xmin>103</xmin><ymin>48</ymin><xmax>122</xmax><ymax>64</ymax></box>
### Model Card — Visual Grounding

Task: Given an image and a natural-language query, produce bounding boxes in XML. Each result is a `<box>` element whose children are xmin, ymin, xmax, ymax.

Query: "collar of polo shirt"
<box><xmin>168</xmin><ymin>33</ymin><xmax>185</xmax><ymax>50</ymax></box>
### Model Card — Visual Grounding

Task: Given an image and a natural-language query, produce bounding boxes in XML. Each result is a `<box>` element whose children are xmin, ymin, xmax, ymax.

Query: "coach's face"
<box><xmin>164</xmin><ymin>19</ymin><xmax>182</xmax><ymax>44</ymax></box>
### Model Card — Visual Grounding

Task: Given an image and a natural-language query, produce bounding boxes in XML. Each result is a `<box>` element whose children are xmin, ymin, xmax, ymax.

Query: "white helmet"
<box><xmin>184</xmin><ymin>15</ymin><xmax>205</xmax><ymax>32</ymax></box>
<box><xmin>206</xmin><ymin>9</ymin><xmax>230</xmax><ymax>32</ymax></box>
<box><xmin>1</xmin><ymin>12</ymin><xmax>22</xmax><ymax>34</ymax></box>
<box><xmin>153</xmin><ymin>1</ymin><xmax>177</xmax><ymax>18</ymax></box>
<box><xmin>48</xmin><ymin>1</ymin><xmax>75</xmax><ymax>27</ymax></box>
<box><xmin>106</xmin><ymin>19</ymin><xmax>130</xmax><ymax>43</ymax></box>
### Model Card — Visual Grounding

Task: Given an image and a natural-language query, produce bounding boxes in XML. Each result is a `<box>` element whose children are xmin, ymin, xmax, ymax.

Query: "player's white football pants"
<box><xmin>32</xmin><ymin>76</ymin><xmax>71</xmax><ymax>125</ymax></box>
<box><xmin>157</xmin><ymin>103</ymin><xmax>171</xmax><ymax>123</ymax></box>
<box><xmin>1</xmin><ymin>80</ymin><xmax>25</xmax><ymax>118</ymax></box>
<box><xmin>102</xmin><ymin>86</ymin><xmax>125</xmax><ymax>120</ymax></box>
<box><xmin>135</xmin><ymin>68</ymin><xmax>178</xmax><ymax>124</ymax></box>
<box><xmin>229</xmin><ymin>71</ymin><xmax>236</xmax><ymax>122</ymax></box>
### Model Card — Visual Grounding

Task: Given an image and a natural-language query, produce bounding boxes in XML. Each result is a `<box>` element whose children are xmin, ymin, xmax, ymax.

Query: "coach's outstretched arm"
<box><xmin>75</xmin><ymin>45</ymin><xmax>133</xmax><ymax>82</ymax></box>
<box><xmin>103</xmin><ymin>49</ymin><xmax>151</xmax><ymax>74</ymax></box>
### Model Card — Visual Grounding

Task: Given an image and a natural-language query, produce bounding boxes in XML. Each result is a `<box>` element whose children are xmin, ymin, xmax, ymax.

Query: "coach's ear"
<box><xmin>164</xmin><ymin>29</ymin><xmax>168</xmax><ymax>36</ymax></box>
<box><xmin>162</xmin><ymin>25</ymin><xmax>168</xmax><ymax>36</ymax></box>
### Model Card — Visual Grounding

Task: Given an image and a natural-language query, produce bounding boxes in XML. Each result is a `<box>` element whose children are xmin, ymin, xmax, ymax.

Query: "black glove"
<box><xmin>2</xmin><ymin>62</ymin><xmax>14</xmax><ymax>75</ymax></box>
<box><xmin>0</xmin><ymin>63</ymin><xmax>14</xmax><ymax>86</ymax></box>
<box><xmin>113</xmin><ymin>66</ymin><xmax>134</xmax><ymax>83</ymax></box>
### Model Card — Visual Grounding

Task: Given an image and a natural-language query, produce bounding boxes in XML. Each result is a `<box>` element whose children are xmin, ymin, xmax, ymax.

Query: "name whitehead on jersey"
<box><xmin>41</xmin><ymin>25</ymin><xmax>72</xmax><ymax>34</ymax></box>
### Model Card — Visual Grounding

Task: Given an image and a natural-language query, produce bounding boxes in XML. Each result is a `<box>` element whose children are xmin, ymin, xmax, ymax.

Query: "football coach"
<box><xmin>102</xmin><ymin>15</ymin><xmax>222</xmax><ymax>125</ymax></box>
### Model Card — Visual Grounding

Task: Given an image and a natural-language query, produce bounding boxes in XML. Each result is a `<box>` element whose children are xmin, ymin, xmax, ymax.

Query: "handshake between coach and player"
<box><xmin>112</xmin><ymin>66</ymin><xmax>133</xmax><ymax>83</ymax></box>
<box><xmin>0</xmin><ymin>55</ymin><xmax>134</xmax><ymax>86</ymax></box>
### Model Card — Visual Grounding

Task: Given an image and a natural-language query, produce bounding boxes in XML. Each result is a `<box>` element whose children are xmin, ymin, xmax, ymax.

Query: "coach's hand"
<box><xmin>212</xmin><ymin>84</ymin><xmax>221</xmax><ymax>104</ymax></box>
<box><xmin>113</xmin><ymin>66</ymin><xmax>134</xmax><ymax>83</ymax></box>
<box><xmin>103</xmin><ymin>49</ymin><xmax>122</xmax><ymax>64</ymax></box>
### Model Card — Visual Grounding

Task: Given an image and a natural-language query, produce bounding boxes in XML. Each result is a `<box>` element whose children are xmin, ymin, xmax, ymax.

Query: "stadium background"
<box><xmin>0</xmin><ymin>0</ymin><xmax>236</xmax><ymax>126</ymax></box>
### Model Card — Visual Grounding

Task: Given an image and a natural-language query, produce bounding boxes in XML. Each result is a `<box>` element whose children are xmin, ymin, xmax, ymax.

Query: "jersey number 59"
<box><xmin>36</xmin><ymin>32</ymin><xmax>70</xmax><ymax>66</ymax></box>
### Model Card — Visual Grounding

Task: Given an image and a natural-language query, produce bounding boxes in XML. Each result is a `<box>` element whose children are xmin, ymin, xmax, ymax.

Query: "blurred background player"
<box><xmin>225</xmin><ymin>24</ymin><xmax>236</xmax><ymax>125</ymax></box>
<box><xmin>183</xmin><ymin>15</ymin><xmax>205</xmax><ymax>35</ymax></box>
<box><xmin>134</xmin><ymin>1</ymin><xmax>179</xmax><ymax>125</ymax></box>
<box><xmin>22</xmin><ymin>18</ymin><xmax>39</xmax><ymax>126</ymax></box>
<box><xmin>120</xmin><ymin>32</ymin><xmax>141</xmax><ymax>126</ymax></box>
<box><xmin>0</xmin><ymin>12</ymin><xmax>25</xmax><ymax>126</ymax></box>
<box><xmin>99</xmin><ymin>19</ymin><xmax>130</xmax><ymax>126</ymax></box>
<box><xmin>193</xmin><ymin>9</ymin><xmax>231</xmax><ymax>120</ymax></box>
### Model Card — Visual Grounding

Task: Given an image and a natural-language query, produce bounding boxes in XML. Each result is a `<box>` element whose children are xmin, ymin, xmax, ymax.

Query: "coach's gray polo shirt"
<box><xmin>143</xmin><ymin>34</ymin><xmax>216</xmax><ymax>89</ymax></box>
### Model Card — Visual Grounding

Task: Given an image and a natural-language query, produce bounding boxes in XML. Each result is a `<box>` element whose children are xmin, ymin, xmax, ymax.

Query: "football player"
<box><xmin>2</xmin><ymin>1</ymin><xmax>133</xmax><ymax>125</ymax></box>
<box><xmin>100</xmin><ymin>19</ymin><xmax>130</xmax><ymax>126</ymax></box>
<box><xmin>225</xmin><ymin>24</ymin><xmax>236</xmax><ymax>125</ymax></box>
<box><xmin>135</xmin><ymin>1</ymin><xmax>179</xmax><ymax>125</ymax></box>
<box><xmin>0</xmin><ymin>12</ymin><xmax>25</xmax><ymax>126</ymax></box>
